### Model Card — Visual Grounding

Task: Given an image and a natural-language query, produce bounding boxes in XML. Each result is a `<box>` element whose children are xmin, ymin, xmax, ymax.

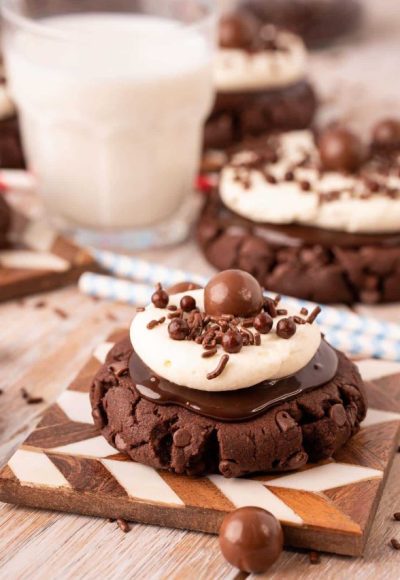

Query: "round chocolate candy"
<box><xmin>372</xmin><ymin>118</ymin><xmax>400</xmax><ymax>149</ymax></box>
<box><xmin>222</xmin><ymin>329</ymin><xmax>243</xmax><ymax>354</ymax></box>
<box><xmin>318</xmin><ymin>126</ymin><xmax>364</xmax><ymax>173</ymax></box>
<box><xmin>204</xmin><ymin>270</ymin><xmax>264</xmax><ymax>317</ymax></box>
<box><xmin>151</xmin><ymin>284</ymin><xmax>169</xmax><ymax>309</ymax></box>
<box><xmin>219</xmin><ymin>11</ymin><xmax>260</xmax><ymax>50</ymax></box>
<box><xmin>168</xmin><ymin>318</ymin><xmax>190</xmax><ymax>341</ymax></box>
<box><xmin>167</xmin><ymin>281</ymin><xmax>202</xmax><ymax>294</ymax></box>
<box><xmin>219</xmin><ymin>507</ymin><xmax>283</xmax><ymax>573</ymax></box>
<box><xmin>180</xmin><ymin>295</ymin><xmax>196</xmax><ymax>313</ymax></box>
<box><xmin>253</xmin><ymin>311</ymin><xmax>273</xmax><ymax>334</ymax></box>
<box><xmin>276</xmin><ymin>317</ymin><xmax>297</xmax><ymax>339</ymax></box>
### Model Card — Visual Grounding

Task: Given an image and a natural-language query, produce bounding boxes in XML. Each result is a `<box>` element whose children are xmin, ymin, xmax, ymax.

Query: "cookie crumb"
<box><xmin>54</xmin><ymin>307</ymin><xmax>68</xmax><ymax>319</ymax></box>
<box><xmin>116</xmin><ymin>518</ymin><xmax>131</xmax><ymax>533</ymax></box>
<box><xmin>309</xmin><ymin>551</ymin><xmax>321</xmax><ymax>564</ymax></box>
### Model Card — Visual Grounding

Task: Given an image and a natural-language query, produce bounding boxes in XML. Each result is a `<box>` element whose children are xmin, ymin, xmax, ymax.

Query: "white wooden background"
<box><xmin>1</xmin><ymin>0</ymin><xmax>400</xmax><ymax>577</ymax></box>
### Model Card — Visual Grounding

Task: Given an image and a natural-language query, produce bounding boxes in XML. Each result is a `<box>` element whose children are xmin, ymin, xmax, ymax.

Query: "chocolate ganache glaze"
<box><xmin>129</xmin><ymin>340</ymin><xmax>338</xmax><ymax>421</ymax></box>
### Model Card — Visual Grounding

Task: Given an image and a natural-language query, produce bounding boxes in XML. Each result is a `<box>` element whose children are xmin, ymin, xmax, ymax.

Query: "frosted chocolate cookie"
<box><xmin>0</xmin><ymin>194</ymin><xmax>11</xmax><ymax>248</ymax></box>
<box><xmin>90</xmin><ymin>270</ymin><xmax>366</xmax><ymax>477</ymax></box>
<box><xmin>239</xmin><ymin>0</ymin><xmax>363</xmax><ymax>48</ymax></box>
<box><xmin>204</xmin><ymin>11</ymin><xmax>317</xmax><ymax>151</ymax></box>
<box><xmin>198</xmin><ymin>121</ymin><xmax>400</xmax><ymax>304</ymax></box>
<box><xmin>0</xmin><ymin>78</ymin><xmax>25</xmax><ymax>169</ymax></box>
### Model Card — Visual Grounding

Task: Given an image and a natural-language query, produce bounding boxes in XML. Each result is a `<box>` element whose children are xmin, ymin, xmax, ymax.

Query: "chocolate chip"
<box><xmin>275</xmin><ymin>411</ymin><xmax>294</xmax><ymax>432</ymax></box>
<box><xmin>329</xmin><ymin>404</ymin><xmax>347</xmax><ymax>427</ymax></box>
<box><xmin>253</xmin><ymin>312</ymin><xmax>273</xmax><ymax>334</ymax></box>
<box><xmin>180</xmin><ymin>295</ymin><xmax>196</xmax><ymax>312</ymax></box>
<box><xmin>222</xmin><ymin>329</ymin><xmax>243</xmax><ymax>354</ymax></box>
<box><xmin>276</xmin><ymin>318</ymin><xmax>296</xmax><ymax>339</ymax></box>
<box><xmin>168</xmin><ymin>318</ymin><xmax>190</xmax><ymax>340</ymax></box>
<box><xmin>151</xmin><ymin>284</ymin><xmax>169</xmax><ymax>308</ymax></box>
<box><xmin>173</xmin><ymin>429</ymin><xmax>191</xmax><ymax>448</ymax></box>
<box><xmin>263</xmin><ymin>297</ymin><xmax>277</xmax><ymax>318</ymax></box>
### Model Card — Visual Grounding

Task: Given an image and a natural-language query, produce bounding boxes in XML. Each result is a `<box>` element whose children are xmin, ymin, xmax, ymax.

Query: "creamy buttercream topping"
<box><xmin>220</xmin><ymin>130</ymin><xmax>400</xmax><ymax>234</ymax></box>
<box><xmin>130</xmin><ymin>289</ymin><xmax>321</xmax><ymax>392</ymax></box>
<box><xmin>214</xmin><ymin>30</ymin><xmax>307</xmax><ymax>93</ymax></box>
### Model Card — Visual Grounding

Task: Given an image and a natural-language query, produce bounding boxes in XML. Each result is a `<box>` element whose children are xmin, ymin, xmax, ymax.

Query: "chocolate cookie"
<box><xmin>90</xmin><ymin>336</ymin><xmax>366</xmax><ymax>478</ymax></box>
<box><xmin>205</xmin><ymin>80</ymin><xmax>317</xmax><ymax>150</ymax></box>
<box><xmin>196</xmin><ymin>189</ymin><xmax>400</xmax><ymax>304</ymax></box>
<box><xmin>0</xmin><ymin>194</ymin><xmax>11</xmax><ymax>248</ymax></box>
<box><xmin>239</xmin><ymin>0</ymin><xmax>363</xmax><ymax>48</ymax></box>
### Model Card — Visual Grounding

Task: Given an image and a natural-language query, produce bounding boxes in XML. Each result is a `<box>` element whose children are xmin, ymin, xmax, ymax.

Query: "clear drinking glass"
<box><xmin>1</xmin><ymin>0</ymin><xmax>216</xmax><ymax>249</ymax></box>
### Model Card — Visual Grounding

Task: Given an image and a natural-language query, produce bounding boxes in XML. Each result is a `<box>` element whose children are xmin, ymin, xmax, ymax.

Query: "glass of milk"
<box><xmin>1</xmin><ymin>0</ymin><xmax>216</xmax><ymax>249</ymax></box>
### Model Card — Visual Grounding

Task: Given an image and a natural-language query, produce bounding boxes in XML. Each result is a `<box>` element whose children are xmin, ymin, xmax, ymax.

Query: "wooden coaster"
<box><xmin>0</xmin><ymin>207</ymin><xmax>99</xmax><ymax>302</ymax></box>
<box><xmin>0</xmin><ymin>330</ymin><xmax>399</xmax><ymax>557</ymax></box>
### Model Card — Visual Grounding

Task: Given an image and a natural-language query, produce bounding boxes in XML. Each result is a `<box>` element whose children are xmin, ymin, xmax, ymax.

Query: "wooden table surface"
<box><xmin>1</xmin><ymin>1</ymin><xmax>400</xmax><ymax>577</ymax></box>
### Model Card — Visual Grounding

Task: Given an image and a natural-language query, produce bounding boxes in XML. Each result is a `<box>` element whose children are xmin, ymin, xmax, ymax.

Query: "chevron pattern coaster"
<box><xmin>1</xmin><ymin>330</ymin><xmax>399</xmax><ymax>557</ymax></box>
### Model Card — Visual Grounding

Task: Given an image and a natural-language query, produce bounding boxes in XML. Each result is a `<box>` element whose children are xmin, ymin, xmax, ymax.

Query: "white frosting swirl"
<box><xmin>214</xmin><ymin>31</ymin><xmax>307</xmax><ymax>93</ymax></box>
<box><xmin>130</xmin><ymin>289</ymin><xmax>321</xmax><ymax>392</ymax></box>
<box><xmin>220</xmin><ymin>130</ymin><xmax>400</xmax><ymax>234</ymax></box>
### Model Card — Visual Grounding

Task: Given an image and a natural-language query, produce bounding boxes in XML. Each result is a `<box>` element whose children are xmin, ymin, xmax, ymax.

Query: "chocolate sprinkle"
<box><xmin>307</xmin><ymin>306</ymin><xmax>322</xmax><ymax>324</ymax></box>
<box><xmin>202</xmin><ymin>348</ymin><xmax>217</xmax><ymax>358</ymax></box>
<box><xmin>207</xmin><ymin>354</ymin><xmax>229</xmax><ymax>380</ymax></box>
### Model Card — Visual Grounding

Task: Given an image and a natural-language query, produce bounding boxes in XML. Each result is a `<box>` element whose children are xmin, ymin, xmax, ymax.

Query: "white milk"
<box><xmin>5</xmin><ymin>14</ymin><xmax>214</xmax><ymax>229</ymax></box>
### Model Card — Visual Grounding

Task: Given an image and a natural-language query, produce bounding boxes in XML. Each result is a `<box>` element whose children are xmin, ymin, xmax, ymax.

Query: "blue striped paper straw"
<box><xmin>79</xmin><ymin>272</ymin><xmax>152</xmax><ymax>305</ymax></box>
<box><xmin>79</xmin><ymin>272</ymin><xmax>400</xmax><ymax>362</ymax></box>
<box><xmin>92</xmin><ymin>249</ymin><xmax>400</xmax><ymax>342</ymax></box>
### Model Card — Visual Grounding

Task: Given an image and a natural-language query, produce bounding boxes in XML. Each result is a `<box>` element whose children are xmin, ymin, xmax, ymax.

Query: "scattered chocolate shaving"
<box><xmin>300</xmin><ymin>307</ymin><xmax>308</xmax><ymax>316</ymax></box>
<box><xmin>309</xmin><ymin>551</ymin><xmax>321</xmax><ymax>564</ymax></box>
<box><xmin>207</xmin><ymin>354</ymin><xmax>229</xmax><ymax>380</ymax></box>
<box><xmin>20</xmin><ymin>387</ymin><xmax>44</xmax><ymax>404</ymax></box>
<box><xmin>107</xmin><ymin>518</ymin><xmax>115</xmax><ymax>523</ymax></box>
<box><xmin>0</xmin><ymin>388</ymin><xmax>3</xmax><ymax>395</ymax></box>
<box><xmin>147</xmin><ymin>319</ymin><xmax>160</xmax><ymax>330</ymax></box>
<box><xmin>307</xmin><ymin>306</ymin><xmax>322</xmax><ymax>324</ymax></box>
<box><xmin>136</xmin><ymin>307</ymin><xmax>145</xmax><ymax>312</ymax></box>
<box><xmin>393</xmin><ymin>512</ymin><xmax>400</xmax><ymax>521</ymax></box>
<box><xmin>254</xmin><ymin>332</ymin><xmax>261</xmax><ymax>346</ymax></box>
<box><xmin>26</xmin><ymin>396</ymin><xmax>44</xmax><ymax>405</ymax></box>
<box><xmin>53</xmin><ymin>307</ymin><xmax>68</xmax><ymax>319</ymax></box>
<box><xmin>274</xmin><ymin>295</ymin><xmax>281</xmax><ymax>305</ymax></box>
<box><xmin>390</xmin><ymin>538</ymin><xmax>400</xmax><ymax>550</ymax></box>
<box><xmin>167</xmin><ymin>305</ymin><xmax>177</xmax><ymax>311</ymax></box>
<box><xmin>34</xmin><ymin>300</ymin><xmax>46</xmax><ymax>309</ymax></box>
<box><xmin>116</xmin><ymin>518</ymin><xmax>131</xmax><ymax>533</ymax></box>
<box><xmin>276</xmin><ymin>309</ymin><xmax>288</xmax><ymax>316</ymax></box>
